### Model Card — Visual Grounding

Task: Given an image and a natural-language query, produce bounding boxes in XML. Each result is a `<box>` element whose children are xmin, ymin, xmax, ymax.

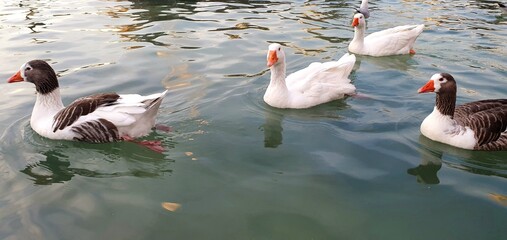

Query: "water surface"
<box><xmin>1</xmin><ymin>0</ymin><xmax>506</xmax><ymax>239</ymax></box>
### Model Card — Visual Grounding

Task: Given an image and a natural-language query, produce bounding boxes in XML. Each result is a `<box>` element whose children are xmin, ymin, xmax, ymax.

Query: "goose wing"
<box><xmin>287</xmin><ymin>53</ymin><xmax>356</xmax><ymax>98</ymax></box>
<box><xmin>53</xmin><ymin>90</ymin><xmax>168</xmax><ymax>132</ymax></box>
<box><xmin>455</xmin><ymin>99</ymin><xmax>507</xmax><ymax>148</ymax></box>
<box><xmin>365</xmin><ymin>25</ymin><xmax>424</xmax><ymax>53</ymax></box>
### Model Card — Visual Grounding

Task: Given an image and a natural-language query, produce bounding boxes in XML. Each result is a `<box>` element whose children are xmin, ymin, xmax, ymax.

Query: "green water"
<box><xmin>1</xmin><ymin>0</ymin><xmax>506</xmax><ymax>239</ymax></box>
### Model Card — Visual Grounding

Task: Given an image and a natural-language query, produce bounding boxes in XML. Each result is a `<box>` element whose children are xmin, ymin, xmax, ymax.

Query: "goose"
<box><xmin>418</xmin><ymin>73</ymin><xmax>507</xmax><ymax>151</ymax></box>
<box><xmin>264</xmin><ymin>43</ymin><xmax>356</xmax><ymax>109</ymax></box>
<box><xmin>348</xmin><ymin>13</ymin><xmax>424</xmax><ymax>57</ymax></box>
<box><xmin>499</xmin><ymin>2</ymin><xmax>507</xmax><ymax>13</ymax></box>
<box><xmin>6</xmin><ymin>60</ymin><xmax>169</xmax><ymax>152</ymax></box>
<box><xmin>355</xmin><ymin>0</ymin><xmax>370</xmax><ymax>18</ymax></box>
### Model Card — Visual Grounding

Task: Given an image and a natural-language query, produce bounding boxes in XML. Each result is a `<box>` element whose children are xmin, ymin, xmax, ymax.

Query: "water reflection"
<box><xmin>407</xmin><ymin>136</ymin><xmax>443</xmax><ymax>184</ymax></box>
<box><xmin>1</xmin><ymin>118</ymin><xmax>175</xmax><ymax>185</ymax></box>
<box><xmin>20</xmin><ymin>146</ymin><xmax>172</xmax><ymax>185</ymax></box>
<box><xmin>259</xmin><ymin>100</ymin><xmax>350</xmax><ymax>148</ymax></box>
<box><xmin>261</xmin><ymin>109</ymin><xmax>284</xmax><ymax>148</ymax></box>
<box><xmin>410</xmin><ymin>134</ymin><xmax>507</xmax><ymax>184</ymax></box>
<box><xmin>356</xmin><ymin>54</ymin><xmax>419</xmax><ymax>71</ymax></box>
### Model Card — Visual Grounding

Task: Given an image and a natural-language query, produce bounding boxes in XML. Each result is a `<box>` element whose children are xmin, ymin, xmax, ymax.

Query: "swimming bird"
<box><xmin>348</xmin><ymin>13</ymin><xmax>424</xmax><ymax>56</ymax></box>
<box><xmin>264</xmin><ymin>43</ymin><xmax>356</xmax><ymax>109</ymax></box>
<box><xmin>7</xmin><ymin>60</ymin><xmax>169</xmax><ymax>152</ymax></box>
<box><xmin>498</xmin><ymin>2</ymin><xmax>507</xmax><ymax>13</ymax></box>
<box><xmin>355</xmin><ymin>0</ymin><xmax>370</xmax><ymax>18</ymax></box>
<box><xmin>418</xmin><ymin>73</ymin><xmax>507</xmax><ymax>151</ymax></box>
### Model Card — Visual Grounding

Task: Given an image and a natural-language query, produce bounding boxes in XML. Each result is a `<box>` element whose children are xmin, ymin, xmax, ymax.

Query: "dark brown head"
<box><xmin>417</xmin><ymin>73</ymin><xmax>457</xmax><ymax>95</ymax></box>
<box><xmin>418</xmin><ymin>73</ymin><xmax>458</xmax><ymax>117</ymax></box>
<box><xmin>7</xmin><ymin>60</ymin><xmax>59</xmax><ymax>94</ymax></box>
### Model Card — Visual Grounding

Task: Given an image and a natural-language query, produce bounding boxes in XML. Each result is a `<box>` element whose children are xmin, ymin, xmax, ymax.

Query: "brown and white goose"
<box><xmin>418</xmin><ymin>73</ymin><xmax>507</xmax><ymax>151</ymax></box>
<box><xmin>7</xmin><ymin>60</ymin><xmax>168</xmax><ymax>152</ymax></box>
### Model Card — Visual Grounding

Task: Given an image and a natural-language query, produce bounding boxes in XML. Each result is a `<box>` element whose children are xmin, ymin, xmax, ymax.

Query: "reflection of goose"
<box><xmin>356</xmin><ymin>54</ymin><xmax>418</xmax><ymax>71</ymax></box>
<box><xmin>7</xmin><ymin>60</ymin><xmax>168</xmax><ymax>152</ymax></box>
<box><xmin>412</xmin><ymin>134</ymin><xmax>507</xmax><ymax>185</ymax></box>
<box><xmin>349</xmin><ymin>13</ymin><xmax>424</xmax><ymax>56</ymax></box>
<box><xmin>259</xmin><ymin>100</ymin><xmax>350</xmax><ymax>148</ymax></box>
<box><xmin>264</xmin><ymin>43</ymin><xmax>356</xmax><ymax>109</ymax></box>
<box><xmin>408</xmin><ymin>135</ymin><xmax>443</xmax><ymax>184</ymax></box>
<box><xmin>17</xmin><ymin>142</ymin><xmax>171</xmax><ymax>185</ymax></box>
<box><xmin>418</xmin><ymin>73</ymin><xmax>507</xmax><ymax>151</ymax></box>
<box><xmin>261</xmin><ymin>110</ymin><xmax>284</xmax><ymax>148</ymax></box>
<box><xmin>0</xmin><ymin>117</ymin><xmax>172</xmax><ymax>186</ymax></box>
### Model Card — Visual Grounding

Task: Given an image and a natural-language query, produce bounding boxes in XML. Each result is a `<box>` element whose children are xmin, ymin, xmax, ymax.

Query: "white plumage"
<box><xmin>264</xmin><ymin>43</ymin><xmax>356</xmax><ymax>109</ymax></box>
<box><xmin>348</xmin><ymin>13</ymin><xmax>424</xmax><ymax>56</ymax></box>
<box><xmin>7</xmin><ymin>60</ymin><xmax>168</xmax><ymax>144</ymax></box>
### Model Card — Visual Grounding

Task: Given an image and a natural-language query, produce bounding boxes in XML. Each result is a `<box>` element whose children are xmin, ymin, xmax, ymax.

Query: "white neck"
<box><xmin>264</xmin><ymin>61</ymin><xmax>290</xmax><ymax>107</ymax></box>
<box><xmin>351</xmin><ymin>25</ymin><xmax>365</xmax><ymax>48</ymax></box>
<box><xmin>33</xmin><ymin>89</ymin><xmax>65</xmax><ymax>118</ymax></box>
<box><xmin>29</xmin><ymin>88</ymin><xmax>66</xmax><ymax>139</ymax></box>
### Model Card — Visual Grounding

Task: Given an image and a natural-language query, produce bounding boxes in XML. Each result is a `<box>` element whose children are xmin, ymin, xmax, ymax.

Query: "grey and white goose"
<box><xmin>498</xmin><ymin>2</ymin><xmax>507</xmax><ymax>14</ymax></box>
<box><xmin>7</xmin><ymin>60</ymin><xmax>169</xmax><ymax>152</ymax></box>
<box><xmin>418</xmin><ymin>73</ymin><xmax>507</xmax><ymax>151</ymax></box>
<box><xmin>355</xmin><ymin>0</ymin><xmax>370</xmax><ymax>18</ymax></box>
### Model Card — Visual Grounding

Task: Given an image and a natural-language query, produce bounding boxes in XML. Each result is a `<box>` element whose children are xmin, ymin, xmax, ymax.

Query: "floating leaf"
<box><xmin>161</xmin><ymin>202</ymin><xmax>181</xmax><ymax>212</ymax></box>
<box><xmin>489</xmin><ymin>193</ymin><xmax>507</xmax><ymax>206</ymax></box>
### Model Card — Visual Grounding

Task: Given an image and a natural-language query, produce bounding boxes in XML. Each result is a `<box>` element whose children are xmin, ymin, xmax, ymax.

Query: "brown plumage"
<box><xmin>418</xmin><ymin>73</ymin><xmax>507</xmax><ymax>151</ymax></box>
<box><xmin>454</xmin><ymin>100</ymin><xmax>507</xmax><ymax>150</ymax></box>
<box><xmin>6</xmin><ymin>59</ymin><xmax>169</xmax><ymax>150</ymax></box>
<box><xmin>53</xmin><ymin>93</ymin><xmax>120</xmax><ymax>132</ymax></box>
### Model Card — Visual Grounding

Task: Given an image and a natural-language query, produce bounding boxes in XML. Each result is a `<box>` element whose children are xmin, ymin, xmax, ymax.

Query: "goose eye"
<box><xmin>278</xmin><ymin>47</ymin><xmax>281</xmax><ymax>51</ymax></box>
<box><xmin>438</xmin><ymin>78</ymin><xmax>444</xmax><ymax>82</ymax></box>
<box><xmin>25</xmin><ymin>66</ymin><xmax>32</xmax><ymax>71</ymax></box>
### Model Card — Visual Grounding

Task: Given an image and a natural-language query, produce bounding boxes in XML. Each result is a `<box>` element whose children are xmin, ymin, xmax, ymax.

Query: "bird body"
<box><xmin>418</xmin><ymin>73</ymin><xmax>507</xmax><ymax>151</ymax></box>
<box><xmin>264</xmin><ymin>43</ymin><xmax>356</xmax><ymax>109</ymax></box>
<box><xmin>348</xmin><ymin>13</ymin><xmax>424</xmax><ymax>56</ymax></box>
<box><xmin>7</xmin><ymin>60</ymin><xmax>168</xmax><ymax>143</ymax></box>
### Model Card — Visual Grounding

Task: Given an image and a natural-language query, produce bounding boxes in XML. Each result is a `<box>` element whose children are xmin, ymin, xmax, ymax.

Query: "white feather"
<box><xmin>264</xmin><ymin>44</ymin><xmax>356</xmax><ymax>109</ymax></box>
<box><xmin>349</xmin><ymin>13</ymin><xmax>424</xmax><ymax>57</ymax></box>
<box><xmin>420</xmin><ymin>107</ymin><xmax>477</xmax><ymax>150</ymax></box>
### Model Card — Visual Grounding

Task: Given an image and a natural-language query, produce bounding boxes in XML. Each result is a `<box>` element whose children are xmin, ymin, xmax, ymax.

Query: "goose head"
<box><xmin>267</xmin><ymin>43</ymin><xmax>285</xmax><ymax>68</ymax></box>
<box><xmin>418</xmin><ymin>73</ymin><xmax>456</xmax><ymax>94</ymax></box>
<box><xmin>351</xmin><ymin>13</ymin><xmax>366</xmax><ymax>28</ymax></box>
<box><xmin>7</xmin><ymin>60</ymin><xmax>59</xmax><ymax>94</ymax></box>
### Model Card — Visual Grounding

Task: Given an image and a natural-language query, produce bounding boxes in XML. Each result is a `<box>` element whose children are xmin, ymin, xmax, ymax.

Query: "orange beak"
<box><xmin>352</xmin><ymin>17</ymin><xmax>359</xmax><ymax>27</ymax></box>
<box><xmin>418</xmin><ymin>80</ymin><xmax>435</xmax><ymax>93</ymax></box>
<box><xmin>267</xmin><ymin>50</ymin><xmax>278</xmax><ymax>67</ymax></box>
<box><xmin>7</xmin><ymin>71</ymin><xmax>23</xmax><ymax>83</ymax></box>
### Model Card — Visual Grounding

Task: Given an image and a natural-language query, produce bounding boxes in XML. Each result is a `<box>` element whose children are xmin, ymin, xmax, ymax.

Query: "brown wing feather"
<box><xmin>53</xmin><ymin>93</ymin><xmax>120</xmax><ymax>132</ymax></box>
<box><xmin>454</xmin><ymin>99</ymin><xmax>507</xmax><ymax>149</ymax></box>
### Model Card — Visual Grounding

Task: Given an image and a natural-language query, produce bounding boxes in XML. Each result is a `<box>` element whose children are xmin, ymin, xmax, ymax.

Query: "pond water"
<box><xmin>1</xmin><ymin>0</ymin><xmax>506</xmax><ymax>239</ymax></box>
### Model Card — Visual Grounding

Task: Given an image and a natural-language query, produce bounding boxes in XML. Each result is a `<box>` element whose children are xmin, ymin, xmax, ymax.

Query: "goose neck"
<box><xmin>353</xmin><ymin>26</ymin><xmax>365</xmax><ymax>45</ymax></box>
<box><xmin>269</xmin><ymin>62</ymin><xmax>287</xmax><ymax>88</ymax></box>
<box><xmin>435</xmin><ymin>92</ymin><xmax>456</xmax><ymax>118</ymax></box>
<box><xmin>34</xmin><ymin>88</ymin><xmax>65</xmax><ymax>114</ymax></box>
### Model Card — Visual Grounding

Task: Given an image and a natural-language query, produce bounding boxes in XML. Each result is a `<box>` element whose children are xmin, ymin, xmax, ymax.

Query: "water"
<box><xmin>1</xmin><ymin>0</ymin><xmax>506</xmax><ymax>239</ymax></box>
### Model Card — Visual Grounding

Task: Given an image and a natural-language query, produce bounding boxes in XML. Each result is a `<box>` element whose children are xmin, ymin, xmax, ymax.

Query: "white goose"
<box><xmin>7</xmin><ymin>60</ymin><xmax>169</xmax><ymax>152</ymax></box>
<box><xmin>418</xmin><ymin>73</ymin><xmax>507</xmax><ymax>151</ymax></box>
<box><xmin>264</xmin><ymin>43</ymin><xmax>356</xmax><ymax>109</ymax></box>
<box><xmin>348</xmin><ymin>13</ymin><xmax>424</xmax><ymax>57</ymax></box>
